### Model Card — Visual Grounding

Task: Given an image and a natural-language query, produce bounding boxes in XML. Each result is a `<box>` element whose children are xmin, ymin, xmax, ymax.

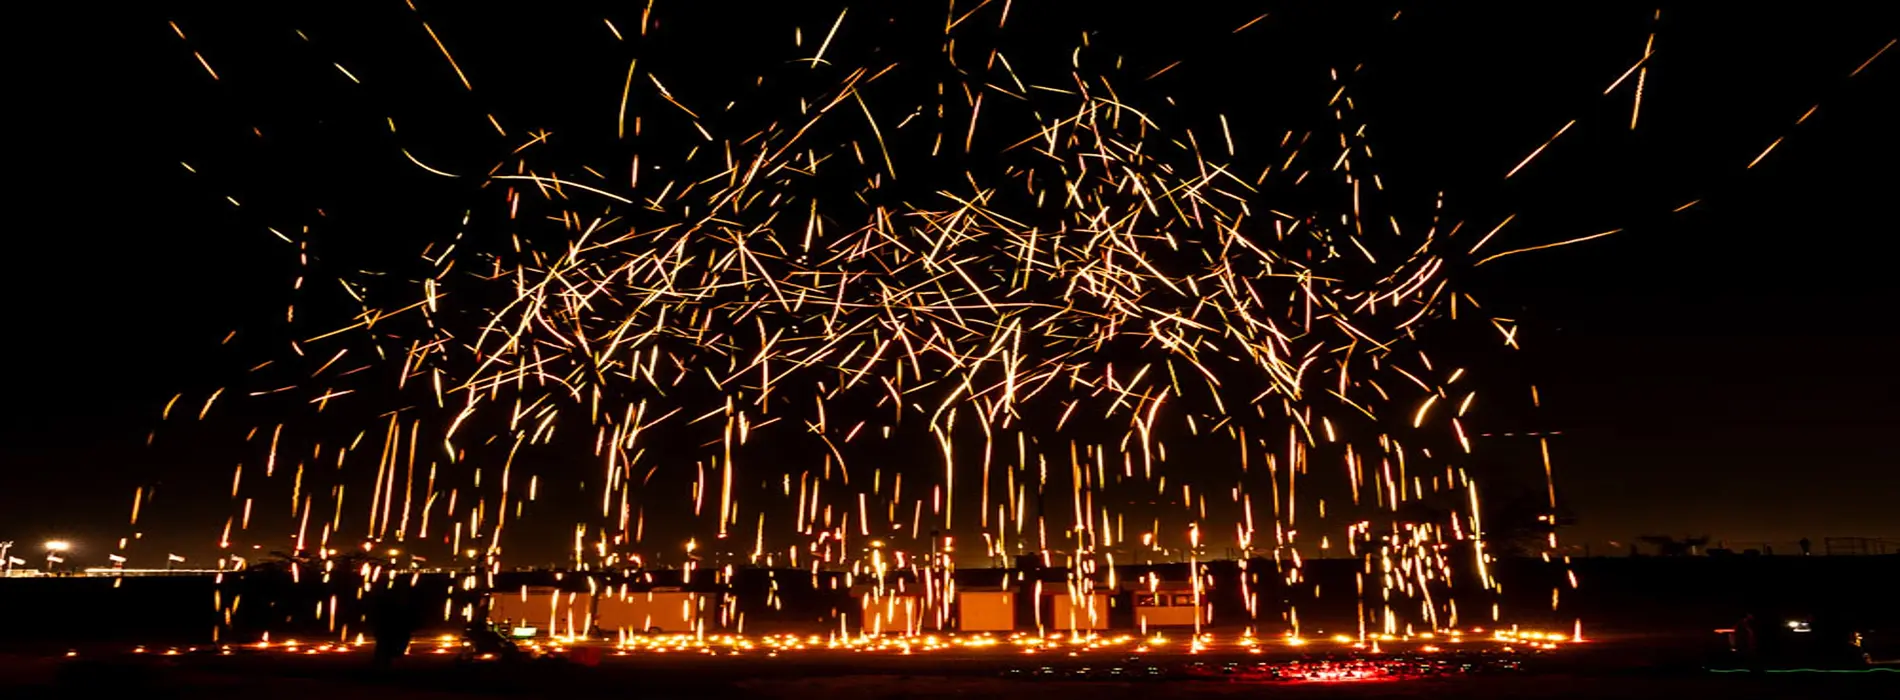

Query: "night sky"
<box><xmin>3</xmin><ymin>2</ymin><xmax>1894</xmax><ymax>566</ymax></box>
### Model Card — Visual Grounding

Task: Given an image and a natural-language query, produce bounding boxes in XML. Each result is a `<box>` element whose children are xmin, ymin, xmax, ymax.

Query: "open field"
<box><xmin>4</xmin><ymin>556</ymin><xmax>1895</xmax><ymax>697</ymax></box>
<box><xmin>3</xmin><ymin>643</ymin><xmax>1895</xmax><ymax>700</ymax></box>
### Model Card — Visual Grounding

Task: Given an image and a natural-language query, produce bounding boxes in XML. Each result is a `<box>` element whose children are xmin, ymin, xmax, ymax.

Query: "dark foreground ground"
<box><xmin>5</xmin><ymin>557</ymin><xmax>1896</xmax><ymax>697</ymax></box>
<box><xmin>4</xmin><ymin>635</ymin><xmax>1894</xmax><ymax>700</ymax></box>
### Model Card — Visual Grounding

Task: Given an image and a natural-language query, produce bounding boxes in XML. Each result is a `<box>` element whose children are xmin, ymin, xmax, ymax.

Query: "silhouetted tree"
<box><xmin>244</xmin><ymin>549</ymin><xmax>381</xmax><ymax>573</ymax></box>
<box><xmin>1395</xmin><ymin>486</ymin><xmax>1576</xmax><ymax>557</ymax></box>
<box><xmin>1637</xmin><ymin>534</ymin><xmax>1710</xmax><ymax>556</ymax></box>
<box><xmin>1483</xmin><ymin>490</ymin><xmax>1579</xmax><ymax>557</ymax></box>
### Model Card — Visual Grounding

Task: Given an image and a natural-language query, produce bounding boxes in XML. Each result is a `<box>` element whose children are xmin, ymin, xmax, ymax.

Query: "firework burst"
<box><xmin>132</xmin><ymin>4</ymin><xmax>1890</xmax><ymax>643</ymax></box>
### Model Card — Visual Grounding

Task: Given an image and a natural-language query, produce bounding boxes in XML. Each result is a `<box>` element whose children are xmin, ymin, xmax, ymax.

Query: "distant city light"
<box><xmin>43</xmin><ymin>541</ymin><xmax>71</xmax><ymax>552</ymax></box>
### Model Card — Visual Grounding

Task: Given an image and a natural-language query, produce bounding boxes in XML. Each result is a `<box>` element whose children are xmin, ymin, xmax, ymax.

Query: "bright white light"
<box><xmin>43</xmin><ymin>541</ymin><xmax>71</xmax><ymax>552</ymax></box>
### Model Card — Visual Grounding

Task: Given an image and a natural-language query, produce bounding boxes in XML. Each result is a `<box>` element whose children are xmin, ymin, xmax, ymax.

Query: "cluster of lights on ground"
<box><xmin>106</xmin><ymin>626</ymin><xmax>1576</xmax><ymax>659</ymax></box>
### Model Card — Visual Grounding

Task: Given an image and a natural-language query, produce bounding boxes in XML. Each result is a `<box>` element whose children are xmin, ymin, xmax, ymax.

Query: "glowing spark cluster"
<box><xmin>127</xmin><ymin>5</ymin><xmax>1890</xmax><ymax>645</ymax></box>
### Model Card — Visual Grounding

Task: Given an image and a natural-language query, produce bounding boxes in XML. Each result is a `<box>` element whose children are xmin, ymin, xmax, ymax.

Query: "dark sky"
<box><xmin>3</xmin><ymin>2</ymin><xmax>1894</xmax><ymax>566</ymax></box>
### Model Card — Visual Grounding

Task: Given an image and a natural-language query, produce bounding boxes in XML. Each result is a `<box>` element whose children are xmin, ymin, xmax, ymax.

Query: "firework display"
<box><xmin>111</xmin><ymin>3</ymin><xmax>1890</xmax><ymax>650</ymax></box>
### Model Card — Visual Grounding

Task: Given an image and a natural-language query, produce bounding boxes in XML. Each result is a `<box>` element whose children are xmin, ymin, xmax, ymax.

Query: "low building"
<box><xmin>955</xmin><ymin>588</ymin><xmax>1015</xmax><ymax>632</ymax></box>
<box><xmin>1049</xmin><ymin>589</ymin><xmax>1113</xmax><ymax>631</ymax></box>
<box><xmin>1128</xmin><ymin>581</ymin><xmax>1201</xmax><ymax>629</ymax></box>
<box><xmin>595</xmin><ymin>586</ymin><xmax>702</xmax><ymax>634</ymax></box>
<box><xmin>486</xmin><ymin>585</ymin><xmax>593</xmax><ymax>637</ymax></box>
<box><xmin>854</xmin><ymin>584</ymin><xmax>923</xmax><ymax>636</ymax></box>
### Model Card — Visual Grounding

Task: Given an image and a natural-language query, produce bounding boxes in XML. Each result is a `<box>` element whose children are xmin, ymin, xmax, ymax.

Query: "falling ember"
<box><xmin>1746</xmin><ymin>137</ymin><xmax>1785</xmax><ymax>169</ymax></box>
<box><xmin>1850</xmin><ymin>38</ymin><xmax>1894</xmax><ymax>77</ymax></box>
<box><xmin>1503</xmin><ymin>120</ymin><xmax>1576</xmax><ymax>179</ymax></box>
<box><xmin>419</xmin><ymin>21</ymin><xmax>473</xmax><ymax>91</ymax></box>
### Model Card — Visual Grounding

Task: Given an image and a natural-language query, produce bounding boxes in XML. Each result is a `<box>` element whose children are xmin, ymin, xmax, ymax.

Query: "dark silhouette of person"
<box><xmin>1739</xmin><ymin>609</ymin><xmax>1796</xmax><ymax>670</ymax></box>
<box><xmin>461</xmin><ymin>596</ymin><xmax>522</xmax><ymax>660</ymax></box>
<box><xmin>1806</xmin><ymin>601</ymin><xmax>1870</xmax><ymax>668</ymax></box>
<box><xmin>464</xmin><ymin>618</ymin><xmax>522</xmax><ymax>659</ymax></box>
<box><xmin>371</xmin><ymin>583</ymin><xmax>418</xmax><ymax>667</ymax></box>
<box><xmin>1798</xmin><ymin>537</ymin><xmax>1812</xmax><ymax>556</ymax></box>
<box><xmin>1735</xmin><ymin>613</ymin><xmax>1759</xmax><ymax>664</ymax></box>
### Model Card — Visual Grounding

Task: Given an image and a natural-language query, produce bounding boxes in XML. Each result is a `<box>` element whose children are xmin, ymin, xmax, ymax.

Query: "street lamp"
<box><xmin>43</xmin><ymin>541</ymin><xmax>71</xmax><ymax>574</ymax></box>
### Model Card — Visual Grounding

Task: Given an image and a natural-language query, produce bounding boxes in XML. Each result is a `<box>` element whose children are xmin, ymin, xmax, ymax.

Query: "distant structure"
<box><xmin>1622</xmin><ymin>535</ymin><xmax>1896</xmax><ymax>557</ymax></box>
<box><xmin>1637</xmin><ymin>534</ymin><xmax>1710</xmax><ymax>556</ymax></box>
<box><xmin>1822</xmin><ymin>537</ymin><xmax>1898</xmax><ymax>556</ymax></box>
